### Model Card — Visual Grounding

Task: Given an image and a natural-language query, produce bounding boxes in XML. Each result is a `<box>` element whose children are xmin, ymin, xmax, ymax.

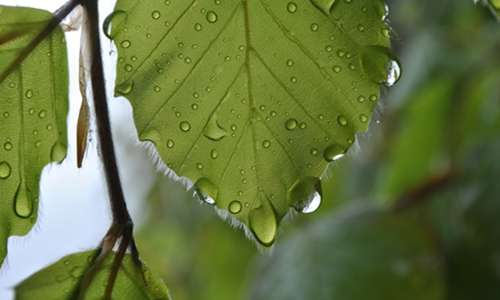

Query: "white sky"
<box><xmin>0</xmin><ymin>1</ymin><xmax>156</xmax><ymax>298</ymax></box>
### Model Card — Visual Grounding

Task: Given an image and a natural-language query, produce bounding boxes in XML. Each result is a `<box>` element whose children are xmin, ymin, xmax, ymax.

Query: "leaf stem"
<box><xmin>0</xmin><ymin>0</ymin><xmax>80</xmax><ymax>84</ymax></box>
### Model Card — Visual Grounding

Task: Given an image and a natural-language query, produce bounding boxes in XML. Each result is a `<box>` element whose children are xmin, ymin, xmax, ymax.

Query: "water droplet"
<box><xmin>197</xmin><ymin>163</ymin><xmax>203</xmax><ymax>169</ymax></box>
<box><xmin>9</xmin><ymin>82</ymin><xmax>15</xmax><ymax>88</ymax></box>
<box><xmin>229</xmin><ymin>201</ymin><xmax>242</xmax><ymax>214</ymax></box>
<box><xmin>195</xmin><ymin>178</ymin><xmax>218</xmax><ymax>204</ymax></box>
<box><xmin>285</xmin><ymin>119</ymin><xmax>298</xmax><ymax>130</ymax></box>
<box><xmin>357</xmin><ymin>24</ymin><xmax>365</xmax><ymax>31</ymax></box>
<box><xmin>46</xmin><ymin>124</ymin><xmax>53</xmax><ymax>130</ymax></box>
<box><xmin>231</xmin><ymin>124</ymin><xmax>237</xmax><ymax>131</ymax></box>
<box><xmin>211</xmin><ymin>149</ymin><xmax>218</xmax><ymax>159</ymax></box>
<box><xmin>337</xmin><ymin>50</ymin><xmax>345</xmax><ymax>58</ymax></box>
<box><xmin>51</xmin><ymin>141</ymin><xmax>67</xmax><ymax>162</ymax></box>
<box><xmin>270</xmin><ymin>111</ymin><xmax>277</xmax><ymax>117</ymax></box>
<box><xmin>360</xmin><ymin>114</ymin><xmax>368</xmax><ymax>123</ymax></box>
<box><xmin>259</xmin><ymin>105</ymin><xmax>266</xmax><ymax>111</ymax></box>
<box><xmin>310</xmin><ymin>148</ymin><xmax>318</xmax><ymax>155</ymax></box>
<box><xmin>299</xmin><ymin>122</ymin><xmax>307</xmax><ymax>129</ymax></box>
<box><xmin>124</xmin><ymin>64</ymin><xmax>133</xmax><ymax>72</ymax></box>
<box><xmin>167</xmin><ymin>139</ymin><xmax>174</xmax><ymax>148</ymax></box>
<box><xmin>323</xmin><ymin>144</ymin><xmax>345</xmax><ymax>162</ymax></box>
<box><xmin>180</xmin><ymin>121</ymin><xmax>191</xmax><ymax>132</ymax></box>
<box><xmin>115</xmin><ymin>80</ymin><xmax>134</xmax><ymax>95</ymax></box>
<box><xmin>290</xmin><ymin>77</ymin><xmax>297</xmax><ymax>83</ymax></box>
<box><xmin>206</xmin><ymin>11</ymin><xmax>218</xmax><ymax>23</ymax></box>
<box><xmin>203</xmin><ymin>114</ymin><xmax>228</xmax><ymax>141</ymax></box>
<box><xmin>348</xmin><ymin>63</ymin><xmax>355</xmax><ymax>70</ymax></box>
<box><xmin>262</xmin><ymin>140</ymin><xmax>271</xmax><ymax>148</ymax></box>
<box><xmin>249</xmin><ymin>197</ymin><xmax>278</xmax><ymax>247</ymax></box>
<box><xmin>35</xmin><ymin>141</ymin><xmax>41</xmax><ymax>148</ymax></box>
<box><xmin>14</xmin><ymin>182</ymin><xmax>33</xmax><ymax>218</ymax></box>
<box><xmin>295</xmin><ymin>191</ymin><xmax>322</xmax><ymax>213</ymax></box>
<box><xmin>370</xmin><ymin>94</ymin><xmax>378</xmax><ymax>102</ymax></box>
<box><xmin>70</xmin><ymin>266</ymin><xmax>84</xmax><ymax>278</ymax></box>
<box><xmin>310</xmin><ymin>23</ymin><xmax>319</xmax><ymax>31</ymax></box>
<box><xmin>25</xmin><ymin>90</ymin><xmax>33</xmax><ymax>98</ymax></box>
<box><xmin>337</xmin><ymin>115</ymin><xmax>348</xmax><ymax>126</ymax></box>
<box><xmin>358</xmin><ymin>95</ymin><xmax>365</xmax><ymax>102</ymax></box>
<box><xmin>286</xmin><ymin>59</ymin><xmax>294</xmax><ymax>67</ymax></box>
<box><xmin>3</xmin><ymin>112</ymin><xmax>9</xmax><ymax>118</ymax></box>
<box><xmin>28</xmin><ymin>108</ymin><xmax>35</xmax><ymax>115</ymax></box>
<box><xmin>4</xmin><ymin>142</ymin><xmax>12</xmax><ymax>151</ymax></box>
<box><xmin>359</xmin><ymin>45</ymin><xmax>401</xmax><ymax>86</ymax></box>
<box><xmin>325</xmin><ymin>45</ymin><xmax>332</xmax><ymax>52</ymax></box>
<box><xmin>151</xmin><ymin>11</ymin><xmax>161</xmax><ymax>19</ymax></box>
<box><xmin>318</xmin><ymin>114</ymin><xmax>324</xmax><ymax>120</ymax></box>
<box><xmin>191</xmin><ymin>103</ymin><xmax>198</xmax><ymax>110</ymax></box>
<box><xmin>103</xmin><ymin>10</ymin><xmax>126</xmax><ymax>39</ymax></box>
<box><xmin>332</xmin><ymin>66</ymin><xmax>341</xmax><ymax>73</ymax></box>
<box><xmin>287</xmin><ymin>2</ymin><xmax>297</xmax><ymax>13</ymax></box>
<box><xmin>38</xmin><ymin>110</ymin><xmax>47</xmax><ymax>118</ymax></box>
<box><xmin>194</xmin><ymin>23</ymin><xmax>202</xmax><ymax>31</ymax></box>
<box><xmin>380</xmin><ymin>28</ymin><xmax>389</xmax><ymax>37</ymax></box>
<box><xmin>131</xmin><ymin>56</ymin><xmax>137</xmax><ymax>62</ymax></box>
<box><xmin>120</xmin><ymin>40</ymin><xmax>131</xmax><ymax>48</ymax></box>
<box><xmin>153</xmin><ymin>86</ymin><xmax>161</xmax><ymax>92</ymax></box>
<box><xmin>0</xmin><ymin>161</ymin><xmax>11</xmax><ymax>179</ymax></box>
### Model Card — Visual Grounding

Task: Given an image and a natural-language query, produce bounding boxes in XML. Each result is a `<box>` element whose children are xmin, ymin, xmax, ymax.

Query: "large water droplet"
<box><xmin>25</xmin><ymin>90</ymin><xmax>33</xmax><ymax>98</ymax></box>
<box><xmin>287</xmin><ymin>2</ymin><xmax>297</xmax><ymax>13</ymax></box>
<box><xmin>248</xmin><ymin>197</ymin><xmax>278</xmax><ymax>247</ymax></box>
<box><xmin>262</xmin><ymin>140</ymin><xmax>271</xmax><ymax>148</ymax></box>
<box><xmin>309</xmin><ymin>0</ymin><xmax>337</xmax><ymax>15</ymax></box>
<box><xmin>206</xmin><ymin>11</ymin><xmax>218</xmax><ymax>23</ymax></box>
<box><xmin>285</xmin><ymin>118</ymin><xmax>298</xmax><ymax>130</ymax></box>
<box><xmin>103</xmin><ymin>10</ymin><xmax>126</xmax><ymax>39</ymax></box>
<box><xmin>115</xmin><ymin>80</ymin><xmax>134</xmax><ymax>96</ymax></box>
<box><xmin>195</xmin><ymin>178</ymin><xmax>218</xmax><ymax>204</ymax></box>
<box><xmin>337</xmin><ymin>115</ymin><xmax>348</xmax><ymax>126</ymax></box>
<box><xmin>14</xmin><ymin>182</ymin><xmax>33</xmax><ymax>218</ymax></box>
<box><xmin>0</xmin><ymin>161</ymin><xmax>12</xmax><ymax>179</ymax></box>
<box><xmin>180</xmin><ymin>121</ymin><xmax>191</xmax><ymax>132</ymax></box>
<box><xmin>151</xmin><ymin>11</ymin><xmax>161</xmax><ymax>19</ymax></box>
<box><xmin>294</xmin><ymin>190</ymin><xmax>322</xmax><ymax>214</ymax></box>
<box><xmin>211</xmin><ymin>149</ymin><xmax>218</xmax><ymax>159</ymax></box>
<box><xmin>120</xmin><ymin>40</ymin><xmax>131</xmax><ymax>48</ymax></box>
<box><xmin>4</xmin><ymin>142</ymin><xmax>12</xmax><ymax>151</ymax></box>
<box><xmin>359</xmin><ymin>45</ymin><xmax>402</xmax><ymax>86</ymax></box>
<box><xmin>203</xmin><ymin>114</ymin><xmax>228</xmax><ymax>141</ymax></box>
<box><xmin>50</xmin><ymin>141</ymin><xmax>67</xmax><ymax>162</ymax></box>
<box><xmin>323</xmin><ymin>144</ymin><xmax>345</xmax><ymax>162</ymax></box>
<box><xmin>229</xmin><ymin>200</ymin><xmax>242</xmax><ymax>214</ymax></box>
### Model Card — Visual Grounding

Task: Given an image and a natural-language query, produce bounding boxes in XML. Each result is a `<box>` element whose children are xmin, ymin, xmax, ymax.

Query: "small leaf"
<box><xmin>110</xmin><ymin>0</ymin><xmax>398</xmax><ymax>246</ymax></box>
<box><xmin>0</xmin><ymin>5</ymin><xmax>69</xmax><ymax>264</ymax></box>
<box><xmin>15</xmin><ymin>250</ymin><xmax>172</xmax><ymax>300</ymax></box>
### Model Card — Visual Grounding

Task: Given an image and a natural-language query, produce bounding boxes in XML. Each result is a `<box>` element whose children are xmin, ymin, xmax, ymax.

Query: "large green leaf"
<box><xmin>109</xmin><ymin>0</ymin><xmax>398</xmax><ymax>246</ymax></box>
<box><xmin>0</xmin><ymin>6</ymin><xmax>68</xmax><ymax>264</ymax></box>
<box><xmin>15</xmin><ymin>250</ymin><xmax>172</xmax><ymax>300</ymax></box>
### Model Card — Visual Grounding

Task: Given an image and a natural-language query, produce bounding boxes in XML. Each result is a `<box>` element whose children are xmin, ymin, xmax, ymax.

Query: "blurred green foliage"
<box><xmin>134</xmin><ymin>0</ymin><xmax>500</xmax><ymax>299</ymax></box>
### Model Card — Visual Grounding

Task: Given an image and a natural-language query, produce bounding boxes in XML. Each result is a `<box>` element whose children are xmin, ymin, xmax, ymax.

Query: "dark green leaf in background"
<box><xmin>0</xmin><ymin>5</ymin><xmax>69</xmax><ymax>265</ymax></box>
<box><xmin>109</xmin><ymin>0</ymin><xmax>399</xmax><ymax>246</ymax></box>
<box><xmin>247</xmin><ymin>204</ymin><xmax>446</xmax><ymax>300</ymax></box>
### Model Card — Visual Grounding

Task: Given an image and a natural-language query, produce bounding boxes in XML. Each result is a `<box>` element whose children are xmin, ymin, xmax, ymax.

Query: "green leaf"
<box><xmin>109</xmin><ymin>0</ymin><xmax>398</xmax><ymax>246</ymax></box>
<box><xmin>0</xmin><ymin>6</ymin><xmax>69</xmax><ymax>264</ymax></box>
<box><xmin>15</xmin><ymin>250</ymin><xmax>172</xmax><ymax>300</ymax></box>
<box><xmin>247</xmin><ymin>204</ymin><xmax>446</xmax><ymax>300</ymax></box>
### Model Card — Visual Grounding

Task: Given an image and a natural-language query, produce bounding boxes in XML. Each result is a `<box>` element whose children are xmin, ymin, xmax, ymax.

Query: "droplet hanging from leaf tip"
<box><xmin>14</xmin><ymin>183</ymin><xmax>33</xmax><ymax>218</ymax></box>
<box><xmin>249</xmin><ymin>198</ymin><xmax>278</xmax><ymax>247</ymax></box>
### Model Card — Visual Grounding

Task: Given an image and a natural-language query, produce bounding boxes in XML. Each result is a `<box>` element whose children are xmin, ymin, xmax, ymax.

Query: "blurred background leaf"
<box><xmin>127</xmin><ymin>0</ymin><xmax>500</xmax><ymax>299</ymax></box>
